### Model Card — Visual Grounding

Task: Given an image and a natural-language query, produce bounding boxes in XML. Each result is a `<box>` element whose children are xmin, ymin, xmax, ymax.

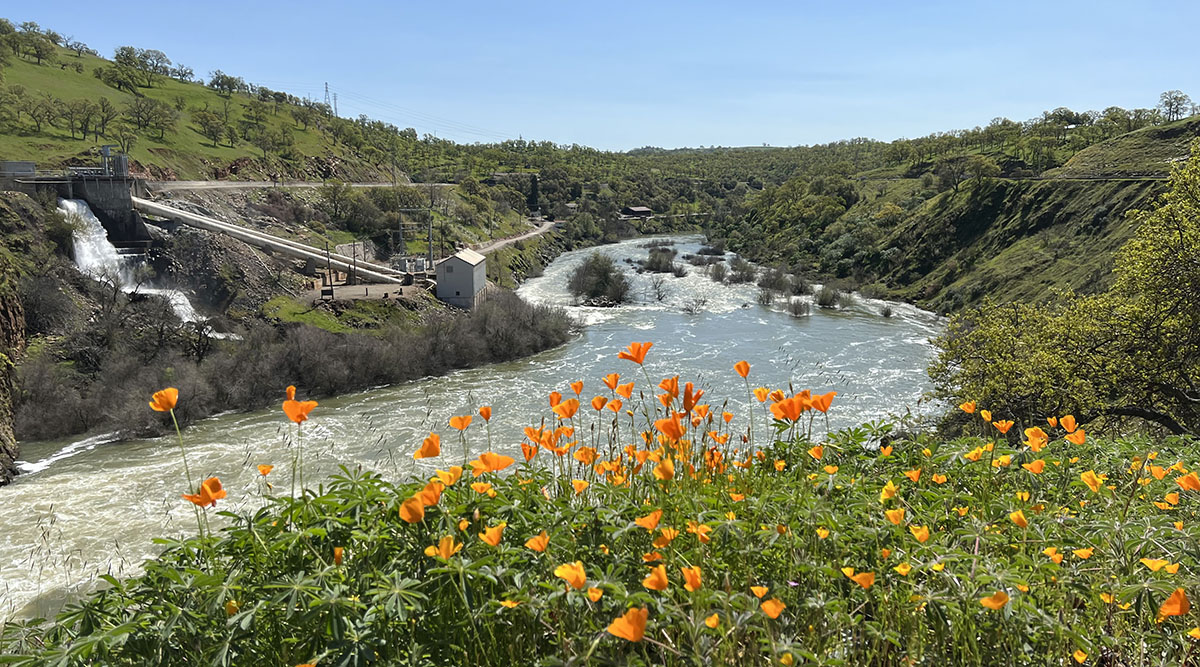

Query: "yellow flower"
<box><xmin>499</xmin><ymin>600</ymin><xmax>520</xmax><ymax>608</ymax></box>
<box><xmin>705</xmin><ymin>613</ymin><xmax>719</xmax><ymax>628</ymax></box>
<box><xmin>1073</xmin><ymin>649</ymin><xmax>1087</xmax><ymax>664</ymax></box>
<box><xmin>885</xmin><ymin>508</ymin><xmax>905</xmax><ymax>525</ymax></box>
<box><xmin>909</xmin><ymin>525</ymin><xmax>930</xmax><ymax>543</ymax></box>
<box><xmin>879</xmin><ymin>480</ymin><xmax>899</xmax><ymax>503</ymax></box>
<box><xmin>816</xmin><ymin>527</ymin><xmax>830</xmax><ymax>539</ymax></box>
<box><xmin>1080</xmin><ymin>470</ymin><xmax>1103</xmax><ymax>493</ymax></box>
<box><xmin>1010</xmin><ymin>510</ymin><xmax>1028</xmax><ymax>528</ymax></box>
<box><xmin>893</xmin><ymin>563</ymin><xmax>912</xmax><ymax>576</ymax></box>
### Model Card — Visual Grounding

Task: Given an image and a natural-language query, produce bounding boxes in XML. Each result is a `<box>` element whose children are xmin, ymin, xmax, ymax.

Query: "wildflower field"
<box><xmin>2</xmin><ymin>343</ymin><xmax>1199</xmax><ymax>666</ymax></box>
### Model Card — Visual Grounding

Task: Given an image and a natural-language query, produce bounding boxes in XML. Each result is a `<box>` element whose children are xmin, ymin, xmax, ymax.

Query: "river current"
<box><xmin>0</xmin><ymin>235</ymin><xmax>942</xmax><ymax>619</ymax></box>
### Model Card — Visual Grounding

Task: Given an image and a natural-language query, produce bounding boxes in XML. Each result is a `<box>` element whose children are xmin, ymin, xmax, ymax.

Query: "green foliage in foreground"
<box><xmin>931</xmin><ymin>142</ymin><xmax>1200</xmax><ymax>436</ymax></box>
<box><xmin>3</xmin><ymin>414</ymin><xmax>1200</xmax><ymax>665</ymax></box>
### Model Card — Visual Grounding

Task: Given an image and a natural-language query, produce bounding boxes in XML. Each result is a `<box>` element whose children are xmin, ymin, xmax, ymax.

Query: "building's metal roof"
<box><xmin>449</xmin><ymin>248</ymin><xmax>486</xmax><ymax>266</ymax></box>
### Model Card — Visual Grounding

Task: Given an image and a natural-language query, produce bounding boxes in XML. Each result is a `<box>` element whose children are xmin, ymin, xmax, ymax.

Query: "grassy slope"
<box><xmin>877</xmin><ymin>178</ymin><xmax>1164</xmax><ymax>312</ymax></box>
<box><xmin>0</xmin><ymin>46</ymin><xmax>384</xmax><ymax>181</ymax></box>
<box><xmin>1048</xmin><ymin>116</ymin><xmax>1200</xmax><ymax>178</ymax></box>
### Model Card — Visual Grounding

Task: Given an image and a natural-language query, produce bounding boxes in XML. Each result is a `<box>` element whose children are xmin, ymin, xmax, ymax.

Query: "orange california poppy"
<box><xmin>734</xmin><ymin>360</ymin><xmax>750</xmax><ymax>378</ymax></box>
<box><xmin>470</xmin><ymin>481</ymin><xmax>494</xmax><ymax>495</ymax></box>
<box><xmin>1073</xmin><ymin>547</ymin><xmax>1094</xmax><ymax>559</ymax></box>
<box><xmin>587</xmin><ymin>587</ymin><xmax>604</xmax><ymax>602</ymax></box>
<box><xmin>643</xmin><ymin>564</ymin><xmax>669</xmax><ymax>591</ymax></box>
<box><xmin>286</xmin><ymin>385</ymin><xmax>296</xmax><ymax>401</ymax></box>
<box><xmin>149</xmin><ymin>387</ymin><xmax>179</xmax><ymax>412</ymax></box>
<box><xmin>616</xmin><ymin>382</ymin><xmax>635</xmax><ymax>399</ymax></box>
<box><xmin>521</xmin><ymin>442</ymin><xmax>539</xmax><ymax>462</ymax></box>
<box><xmin>478</xmin><ymin>406</ymin><xmax>492</xmax><ymax>422</ymax></box>
<box><xmin>553</xmin><ymin>398</ymin><xmax>580</xmax><ymax>420</ymax></box>
<box><xmin>1065</xmin><ymin>429</ymin><xmax>1086</xmax><ymax>446</ymax></box>
<box><xmin>880</xmin><ymin>445</ymin><xmax>893</xmax><ymax>457</ymax></box>
<box><xmin>1010</xmin><ymin>510</ymin><xmax>1028</xmax><ymax>528</ymax></box>
<box><xmin>569</xmin><ymin>380</ymin><xmax>584</xmax><ymax>396</ymax></box>
<box><xmin>810</xmin><ymin>391</ymin><xmax>836</xmax><ymax>413</ymax></box>
<box><xmin>654</xmin><ymin>413</ymin><xmax>685</xmax><ymax>441</ymax></box>
<box><xmin>417</xmin><ymin>480</ymin><xmax>443</xmax><ymax>506</ymax></box>
<box><xmin>885</xmin><ymin>508</ymin><xmax>905</xmax><ymax>525</ymax></box>
<box><xmin>572</xmin><ymin>479</ymin><xmax>589</xmax><ymax>494</ymax></box>
<box><xmin>880</xmin><ymin>479</ymin><xmax>899</xmax><ymax>502</ymax></box>
<box><xmin>435</xmin><ymin>466</ymin><xmax>463</xmax><ymax>486</ymax></box>
<box><xmin>1047</xmin><ymin>416</ymin><xmax>1058</xmax><ymax>427</ymax></box>
<box><xmin>980</xmin><ymin>409</ymin><xmax>992</xmax><ymax>422</ymax></box>
<box><xmin>1061</xmin><ymin>415</ymin><xmax>1077</xmax><ymax>432</ymax></box>
<box><xmin>959</xmin><ymin>401</ymin><xmax>976</xmax><ymax>414</ymax></box>
<box><xmin>283</xmin><ymin>399</ymin><xmax>318</xmax><ymax>424</ymax></box>
<box><xmin>848</xmin><ymin>571</ymin><xmax>875</xmax><ymax>589</ymax></box>
<box><xmin>182</xmin><ymin>476</ymin><xmax>227</xmax><ymax>508</ymax></box>
<box><xmin>424</xmin><ymin>535</ymin><xmax>462</xmax><ymax>559</ymax></box>
<box><xmin>618</xmin><ymin>342</ymin><xmax>653</xmax><ymax>365</ymax></box>
<box><xmin>469</xmin><ymin>451</ymin><xmax>516</xmax><ymax>476</ymax></box>
<box><xmin>761</xmin><ymin>598</ymin><xmax>786</xmax><ymax>619</ymax></box>
<box><xmin>607</xmin><ymin>607</ymin><xmax>648</xmax><ymax>642</ymax></box>
<box><xmin>681</xmin><ymin>565</ymin><xmax>702</xmax><ymax>591</ymax></box>
<box><xmin>636</xmin><ymin>509</ymin><xmax>663</xmax><ymax>531</ymax></box>
<box><xmin>333</xmin><ymin>546</ymin><xmax>344</xmax><ymax>565</ymax></box>
<box><xmin>399</xmin><ymin>496</ymin><xmax>425</xmax><ymax>523</ymax></box>
<box><xmin>549</xmin><ymin>391</ymin><xmax>563</xmax><ymax>407</ymax></box>
<box><xmin>479</xmin><ymin>522</ymin><xmax>506</xmax><ymax>546</ymax></box>
<box><xmin>909</xmin><ymin>525</ymin><xmax>931</xmax><ymax>542</ymax></box>
<box><xmin>602</xmin><ymin>373</ymin><xmax>620</xmax><ymax>391</ymax></box>
<box><xmin>1177</xmin><ymin>472</ymin><xmax>1200</xmax><ymax>492</ymax></box>
<box><xmin>904</xmin><ymin>468</ymin><xmax>921</xmax><ymax>482</ymax></box>
<box><xmin>608</xmin><ymin>399</ymin><xmax>623</xmax><ymax>413</ymax></box>
<box><xmin>257</xmin><ymin>464</ymin><xmax>274</xmax><ymax>476</ymax></box>
<box><xmin>415</xmin><ymin>433</ymin><xmax>441</xmax><ymax>459</ymax></box>
<box><xmin>770</xmin><ymin>395</ymin><xmax>807</xmax><ymax>422</ymax></box>
<box><xmin>682</xmin><ymin>382</ymin><xmax>704</xmax><ymax>412</ymax></box>
<box><xmin>980</xmin><ymin>591</ymin><xmax>1010</xmax><ymax>610</ymax></box>
<box><xmin>449</xmin><ymin>415</ymin><xmax>473</xmax><ymax>431</ymax></box>
<box><xmin>591</xmin><ymin>396</ymin><xmax>608</xmax><ymax>412</ymax></box>
<box><xmin>993</xmin><ymin>420</ymin><xmax>1014</xmax><ymax>434</ymax></box>
<box><xmin>1022</xmin><ymin>459</ymin><xmax>1046</xmax><ymax>474</ymax></box>
<box><xmin>526</xmin><ymin>530</ymin><xmax>550</xmax><ymax>552</ymax></box>
<box><xmin>554</xmin><ymin>561</ymin><xmax>587</xmax><ymax>589</ymax></box>
<box><xmin>751</xmin><ymin>585</ymin><xmax>768</xmax><ymax>598</ymax></box>
<box><xmin>1160</xmin><ymin>588</ymin><xmax>1190</xmax><ymax>619</ymax></box>
<box><xmin>808</xmin><ymin>445</ymin><xmax>824</xmax><ymax>460</ymax></box>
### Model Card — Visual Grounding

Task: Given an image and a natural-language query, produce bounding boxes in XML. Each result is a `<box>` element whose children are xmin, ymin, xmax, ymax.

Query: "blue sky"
<box><xmin>13</xmin><ymin>1</ymin><xmax>1200</xmax><ymax>150</ymax></box>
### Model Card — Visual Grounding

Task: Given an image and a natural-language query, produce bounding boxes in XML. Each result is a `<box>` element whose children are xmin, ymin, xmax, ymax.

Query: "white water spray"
<box><xmin>61</xmin><ymin>198</ymin><xmax>202</xmax><ymax>323</ymax></box>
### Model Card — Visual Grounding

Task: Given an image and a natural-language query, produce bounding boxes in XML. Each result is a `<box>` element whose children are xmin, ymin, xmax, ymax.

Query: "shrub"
<box><xmin>816</xmin><ymin>285</ymin><xmax>840</xmax><ymax>309</ymax></box>
<box><xmin>709</xmin><ymin>262</ymin><xmax>727</xmax><ymax>283</ymax></box>
<box><xmin>789</xmin><ymin>298</ymin><xmax>810</xmax><ymax>317</ymax></box>
<box><xmin>728</xmin><ymin>256</ymin><xmax>757</xmax><ymax>284</ymax></box>
<box><xmin>566</xmin><ymin>252</ymin><xmax>630</xmax><ymax>306</ymax></box>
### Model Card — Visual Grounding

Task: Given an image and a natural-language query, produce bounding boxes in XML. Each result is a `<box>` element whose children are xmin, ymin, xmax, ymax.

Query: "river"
<box><xmin>0</xmin><ymin>235</ymin><xmax>942</xmax><ymax>619</ymax></box>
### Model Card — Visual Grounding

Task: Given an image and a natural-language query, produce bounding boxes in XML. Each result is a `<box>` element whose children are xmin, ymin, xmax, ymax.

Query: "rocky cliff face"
<box><xmin>0</xmin><ymin>193</ymin><xmax>37</xmax><ymax>485</ymax></box>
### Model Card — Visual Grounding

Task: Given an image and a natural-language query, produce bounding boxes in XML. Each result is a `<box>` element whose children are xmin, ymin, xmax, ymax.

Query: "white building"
<box><xmin>435</xmin><ymin>248</ymin><xmax>487</xmax><ymax>308</ymax></box>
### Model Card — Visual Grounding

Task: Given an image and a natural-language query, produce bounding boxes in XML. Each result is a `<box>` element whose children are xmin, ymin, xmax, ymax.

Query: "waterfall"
<box><xmin>61</xmin><ymin>199</ymin><xmax>202</xmax><ymax>323</ymax></box>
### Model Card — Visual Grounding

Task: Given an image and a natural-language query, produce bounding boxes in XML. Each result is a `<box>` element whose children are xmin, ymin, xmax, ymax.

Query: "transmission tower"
<box><xmin>324</xmin><ymin>82</ymin><xmax>331</xmax><ymax>108</ymax></box>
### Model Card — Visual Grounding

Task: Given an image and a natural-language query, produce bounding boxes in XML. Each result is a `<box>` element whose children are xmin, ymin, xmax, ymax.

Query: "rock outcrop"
<box><xmin>0</xmin><ymin>193</ymin><xmax>37</xmax><ymax>485</ymax></box>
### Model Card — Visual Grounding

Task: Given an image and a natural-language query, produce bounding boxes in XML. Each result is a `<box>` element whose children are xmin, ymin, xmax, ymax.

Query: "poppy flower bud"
<box><xmin>473</xmin><ymin>508</ymin><xmax>481</xmax><ymax>522</ymax></box>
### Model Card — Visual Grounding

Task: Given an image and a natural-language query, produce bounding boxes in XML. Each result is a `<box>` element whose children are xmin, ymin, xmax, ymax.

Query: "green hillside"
<box><xmin>0</xmin><ymin>43</ymin><xmax>386</xmax><ymax>181</ymax></box>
